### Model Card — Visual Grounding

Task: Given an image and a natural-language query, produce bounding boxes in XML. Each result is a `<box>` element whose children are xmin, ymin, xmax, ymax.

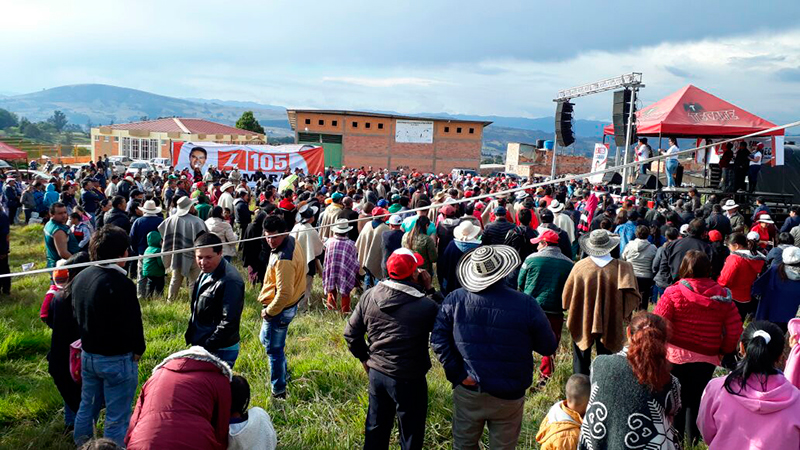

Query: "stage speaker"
<box><xmin>602</xmin><ymin>171</ymin><xmax>622</xmax><ymax>185</ymax></box>
<box><xmin>555</xmin><ymin>101</ymin><xmax>575</xmax><ymax>147</ymax></box>
<box><xmin>635</xmin><ymin>173</ymin><xmax>661</xmax><ymax>189</ymax></box>
<box><xmin>613</xmin><ymin>89</ymin><xmax>636</xmax><ymax>146</ymax></box>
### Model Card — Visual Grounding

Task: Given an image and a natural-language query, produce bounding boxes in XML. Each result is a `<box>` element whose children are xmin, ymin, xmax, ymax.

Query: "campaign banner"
<box><xmin>589</xmin><ymin>143</ymin><xmax>609</xmax><ymax>183</ymax></box>
<box><xmin>172</xmin><ymin>142</ymin><xmax>325</xmax><ymax>186</ymax></box>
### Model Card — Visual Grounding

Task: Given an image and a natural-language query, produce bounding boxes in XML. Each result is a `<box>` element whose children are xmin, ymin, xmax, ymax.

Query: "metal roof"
<box><xmin>103</xmin><ymin>118</ymin><xmax>264</xmax><ymax>137</ymax></box>
<box><xmin>286</xmin><ymin>109</ymin><xmax>493</xmax><ymax>130</ymax></box>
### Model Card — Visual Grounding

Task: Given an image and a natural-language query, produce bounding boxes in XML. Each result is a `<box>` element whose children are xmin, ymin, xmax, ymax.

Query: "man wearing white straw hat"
<box><xmin>217</xmin><ymin>182</ymin><xmax>235</xmax><ymax>212</ymax></box>
<box><xmin>722</xmin><ymin>199</ymin><xmax>746</xmax><ymax>234</ymax></box>
<box><xmin>563</xmin><ymin>229</ymin><xmax>640</xmax><ymax>376</ymax></box>
<box><xmin>431</xmin><ymin>245</ymin><xmax>557</xmax><ymax>449</ymax></box>
<box><xmin>438</xmin><ymin>221</ymin><xmax>481</xmax><ymax>296</ymax></box>
<box><xmin>130</xmin><ymin>200</ymin><xmax>164</xmax><ymax>297</ymax></box>
<box><xmin>158</xmin><ymin>196</ymin><xmax>208</xmax><ymax>300</ymax></box>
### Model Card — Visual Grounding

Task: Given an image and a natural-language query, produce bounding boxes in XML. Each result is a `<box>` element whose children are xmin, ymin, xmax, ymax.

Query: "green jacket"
<box><xmin>517</xmin><ymin>247</ymin><xmax>574</xmax><ymax>314</ymax></box>
<box><xmin>195</xmin><ymin>203</ymin><xmax>212</xmax><ymax>221</ymax></box>
<box><xmin>141</xmin><ymin>230</ymin><xmax>165</xmax><ymax>277</ymax></box>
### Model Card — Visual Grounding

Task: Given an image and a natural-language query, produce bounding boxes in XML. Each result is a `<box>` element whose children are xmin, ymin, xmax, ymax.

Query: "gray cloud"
<box><xmin>664</xmin><ymin>66</ymin><xmax>693</xmax><ymax>78</ymax></box>
<box><xmin>777</xmin><ymin>67</ymin><xmax>800</xmax><ymax>82</ymax></box>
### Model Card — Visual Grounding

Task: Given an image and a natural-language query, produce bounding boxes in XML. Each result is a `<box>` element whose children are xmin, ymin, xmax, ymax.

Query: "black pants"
<box><xmin>735</xmin><ymin>300</ymin><xmax>757</xmax><ymax>322</ymax></box>
<box><xmin>636</xmin><ymin>277</ymin><xmax>654</xmax><ymax>310</ymax></box>
<box><xmin>364</xmin><ymin>369</ymin><xmax>427</xmax><ymax>450</ymax></box>
<box><xmin>144</xmin><ymin>276</ymin><xmax>165</xmax><ymax>297</ymax></box>
<box><xmin>573</xmin><ymin>340</ymin><xmax>611</xmax><ymax>376</ymax></box>
<box><xmin>0</xmin><ymin>254</ymin><xmax>10</xmax><ymax>294</ymax></box>
<box><xmin>671</xmin><ymin>362</ymin><xmax>716</xmax><ymax>444</ymax></box>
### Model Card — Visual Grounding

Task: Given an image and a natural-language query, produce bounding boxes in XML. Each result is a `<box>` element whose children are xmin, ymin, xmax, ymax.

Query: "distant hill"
<box><xmin>0</xmin><ymin>84</ymin><xmax>289</xmax><ymax>134</ymax></box>
<box><xmin>0</xmin><ymin>84</ymin><xmax>609</xmax><ymax>154</ymax></box>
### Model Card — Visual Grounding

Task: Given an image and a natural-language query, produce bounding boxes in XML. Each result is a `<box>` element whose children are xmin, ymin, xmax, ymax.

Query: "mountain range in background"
<box><xmin>0</xmin><ymin>84</ymin><xmax>610</xmax><ymax>156</ymax></box>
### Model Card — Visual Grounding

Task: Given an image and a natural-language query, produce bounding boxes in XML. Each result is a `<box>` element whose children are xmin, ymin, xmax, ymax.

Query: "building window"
<box><xmin>104</xmin><ymin>136</ymin><xmax>109</xmax><ymax>142</ymax></box>
<box><xmin>444</xmin><ymin>126</ymin><xmax>450</xmax><ymax>133</ymax></box>
<box><xmin>122</xmin><ymin>137</ymin><xmax>159</xmax><ymax>160</ymax></box>
<box><xmin>378</xmin><ymin>123</ymin><xmax>384</xmax><ymax>129</ymax></box>
<box><xmin>457</xmin><ymin>127</ymin><xmax>462</xmax><ymax>134</ymax></box>
<box><xmin>305</xmin><ymin>118</ymin><xmax>311</xmax><ymax>125</ymax></box>
<box><xmin>469</xmin><ymin>128</ymin><xmax>475</xmax><ymax>134</ymax></box>
<box><xmin>332</xmin><ymin>120</ymin><xmax>338</xmax><ymax>126</ymax></box>
<box><xmin>319</xmin><ymin>119</ymin><xmax>324</xmax><ymax>125</ymax></box>
<box><xmin>353</xmin><ymin>121</ymin><xmax>358</xmax><ymax>128</ymax></box>
<box><xmin>365</xmin><ymin>122</ymin><xmax>371</xmax><ymax>129</ymax></box>
<box><xmin>94</xmin><ymin>135</ymin><xmax>100</xmax><ymax>141</ymax></box>
<box><xmin>114</xmin><ymin>136</ymin><xmax>119</xmax><ymax>141</ymax></box>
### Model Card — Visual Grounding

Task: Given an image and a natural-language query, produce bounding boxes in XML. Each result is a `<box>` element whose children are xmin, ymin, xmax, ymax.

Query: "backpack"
<box><xmin>504</xmin><ymin>226</ymin><xmax>528</xmax><ymax>252</ymax></box>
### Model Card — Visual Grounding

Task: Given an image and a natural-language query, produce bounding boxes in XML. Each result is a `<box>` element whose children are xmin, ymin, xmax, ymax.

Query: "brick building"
<box><xmin>286</xmin><ymin>110</ymin><xmax>491</xmax><ymax>172</ymax></box>
<box><xmin>90</xmin><ymin>118</ymin><xmax>265</xmax><ymax>161</ymax></box>
<box><xmin>505</xmin><ymin>142</ymin><xmax>591</xmax><ymax>177</ymax></box>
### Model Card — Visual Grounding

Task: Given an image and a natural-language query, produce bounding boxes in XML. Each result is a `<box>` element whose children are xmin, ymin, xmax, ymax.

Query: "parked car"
<box><xmin>151</xmin><ymin>157</ymin><xmax>171</xmax><ymax>171</ymax></box>
<box><xmin>126</xmin><ymin>161</ymin><xmax>156</xmax><ymax>177</ymax></box>
<box><xmin>3</xmin><ymin>169</ymin><xmax>52</xmax><ymax>184</ymax></box>
<box><xmin>451</xmin><ymin>168</ymin><xmax>479</xmax><ymax>178</ymax></box>
<box><xmin>108</xmin><ymin>155</ymin><xmax>134</xmax><ymax>166</ymax></box>
<box><xmin>108</xmin><ymin>160</ymin><xmax>127</xmax><ymax>175</ymax></box>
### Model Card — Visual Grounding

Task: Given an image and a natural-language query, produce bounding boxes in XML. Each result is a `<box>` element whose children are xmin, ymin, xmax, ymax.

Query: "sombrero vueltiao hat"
<box><xmin>456</xmin><ymin>245</ymin><xmax>520</xmax><ymax>293</ymax></box>
<box><xmin>579</xmin><ymin>229</ymin><xmax>620</xmax><ymax>257</ymax></box>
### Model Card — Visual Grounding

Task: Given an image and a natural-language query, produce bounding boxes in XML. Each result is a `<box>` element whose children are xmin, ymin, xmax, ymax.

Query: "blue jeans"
<box><xmin>74</xmin><ymin>351</ymin><xmax>139</xmax><ymax>447</ymax></box>
<box><xmin>213</xmin><ymin>345</ymin><xmax>240</xmax><ymax>370</ymax></box>
<box><xmin>665</xmin><ymin>159</ymin><xmax>679</xmax><ymax>187</ymax></box>
<box><xmin>363</xmin><ymin>269</ymin><xmax>379</xmax><ymax>290</ymax></box>
<box><xmin>259</xmin><ymin>304</ymin><xmax>298</xmax><ymax>395</ymax></box>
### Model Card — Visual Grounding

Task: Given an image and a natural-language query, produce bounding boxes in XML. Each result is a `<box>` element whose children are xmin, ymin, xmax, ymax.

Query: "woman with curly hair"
<box><xmin>578</xmin><ymin>312</ymin><xmax>682</xmax><ymax>450</ymax></box>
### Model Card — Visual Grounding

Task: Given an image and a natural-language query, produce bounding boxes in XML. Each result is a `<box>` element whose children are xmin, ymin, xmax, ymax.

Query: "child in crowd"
<box><xmin>228</xmin><ymin>375</ymin><xmax>277</xmax><ymax>450</ymax></box>
<box><xmin>785</xmin><ymin>318</ymin><xmax>800</xmax><ymax>389</ymax></box>
<box><xmin>39</xmin><ymin>260</ymin><xmax>68</xmax><ymax>323</ymax></box>
<box><xmin>70</xmin><ymin>212</ymin><xmax>93</xmax><ymax>251</ymax></box>
<box><xmin>536</xmin><ymin>374</ymin><xmax>590</xmax><ymax>450</ymax></box>
<box><xmin>141</xmin><ymin>230</ymin><xmax>165</xmax><ymax>297</ymax></box>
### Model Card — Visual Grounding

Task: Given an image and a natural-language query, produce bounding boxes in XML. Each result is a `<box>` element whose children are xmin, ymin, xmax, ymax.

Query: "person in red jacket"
<box><xmin>125</xmin><ymin>346</ymin><xmax>232</xmax><ymax>450</ymax></box>
<box><xmin>654</xmin><ymin>250</ymin><xmax>743</xmax><ymax>444</ymax></box>
<box><xmin>718</xmin><ymin>232</ymin><xmax>766</xmax><ymax>321</ymax></box>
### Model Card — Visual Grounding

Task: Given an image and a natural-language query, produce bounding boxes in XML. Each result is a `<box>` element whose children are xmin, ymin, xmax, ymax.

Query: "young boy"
<box><xmin>228</xmin><ymin>375</ymin><xmax>277</xmax><ymax>450</ymax></box>
<box><xmin>141</xmin><ymin>230</ymin><xmax>165</xmax><ymax>297</ymax></box>
<box><xmin>40</xmin><ymin>260</ymin><xmax>69</xmax><ymax>323</ymax></box>
<box><xmin>69</xmin><ymin>212</ymin><xmax>93</xmax><ymax>252</ymax></box>
<box><xmin>536</xmin><ymin>374</ymin><xmax>590</xmax><ymax>450</ymax></box>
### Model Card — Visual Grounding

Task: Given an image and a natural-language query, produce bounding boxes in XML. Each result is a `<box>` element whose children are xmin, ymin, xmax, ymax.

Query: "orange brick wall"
<box><xmin>297</xmin><ymin>112</ymin><xmax>484</xmax><ymax>172</ymax></box>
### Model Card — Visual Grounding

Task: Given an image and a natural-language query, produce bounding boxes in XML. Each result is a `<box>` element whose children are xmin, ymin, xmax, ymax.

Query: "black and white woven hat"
<box><xmin>579</xmin><ymin>229</ymin><xmax>620</xmax><ymax>257</ymax></box>
<box><xmin>456</xmin><ymin>245</ymin><xmax>520</xmax><ymax>293</ymax></box>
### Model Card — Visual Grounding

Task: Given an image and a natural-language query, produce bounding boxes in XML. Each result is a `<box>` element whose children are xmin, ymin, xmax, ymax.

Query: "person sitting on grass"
<box><xmin>536</xmin><ymin>374</ymin><xmax>590</xmax><ymax>450</ymax></box>
<box><xmin>228</xmin><ymin>375</ymin><xmax>277</xmax><ymax>450</ymax></box>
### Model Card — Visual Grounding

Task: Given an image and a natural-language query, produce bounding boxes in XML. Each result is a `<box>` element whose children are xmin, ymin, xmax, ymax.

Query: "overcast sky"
<box><xmin>3</xmin><ymin>0</ymin><xmax>800</xmax><ymax>124</ymax></box>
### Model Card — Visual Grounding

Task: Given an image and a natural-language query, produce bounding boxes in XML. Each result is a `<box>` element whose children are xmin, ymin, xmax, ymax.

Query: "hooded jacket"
<box><xmin>698</xmin><ymin>373</ymin><xmax>800</xmax><ymax>450</ymax></box>
<box><xmin>43</xmin><ymin>183</ymin><xmax>60</xmax><ymax>208</ymax></box>
<box><xmin>621</xmin><ymin>238</ymin><xmax>657</xmax><ymax>278</ymax></box>
<box><xmin>654</xmin><ymin>278</ymin><xmax>742</xmax><ymax>356</ymax></box>
<box><xmin>125</xmin><ymin>347</ymin><xmax>232</xmax><ymax>450</ymax></box>
<box><xmin>536</xmin><ymin>400</ymin><xmax>582</xmax><ymax>450</ymax></box>
<box><xmin>205</xmin><ymin>217</ymin><xmax>238</xmax><ymax>257</ymax></box>
<box><xmin>141</xmin><ymin>231</ymin><xmax>165</xmax><ymax>278</ymax></box>
<box><xmin>718</xmin><ymin>250</ymin><xmax>766</xmax><ymax>302</ymax></box>
<box><xmin>343</xmin><ymin>280</ymin><xmax>438</xmax><ymax>379</ymax></box>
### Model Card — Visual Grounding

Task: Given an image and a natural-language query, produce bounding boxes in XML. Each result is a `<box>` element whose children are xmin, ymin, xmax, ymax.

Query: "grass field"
<box><xmin>0</xmin><ymin>224</ymin><xmax>708</xmax><ymax>449</ymax></box>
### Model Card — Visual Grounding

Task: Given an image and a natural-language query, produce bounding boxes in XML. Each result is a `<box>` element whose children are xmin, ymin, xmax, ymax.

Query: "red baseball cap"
<box><xmin>531</xmin><ymin>229</ymin><xmax>560</xmax><ymax>245</ymax></box>
<box><xmin>709</xmin><ymin>230</ymin><xmax>723</xmax><ymax>242</ymax></box>
<box><xmin>386</xmin><ymin>249</ymin><xmax>424</xmax><ymax>280</ymax></box>
<box><xmin>440</xmin><ymin>205</ymin><xmax>456</xmax><ymax>216</ymax></box>
<box><xmin>372</xmin><ymin>207</ymin><xmax>388</xmax><ymax>219</ymax></box>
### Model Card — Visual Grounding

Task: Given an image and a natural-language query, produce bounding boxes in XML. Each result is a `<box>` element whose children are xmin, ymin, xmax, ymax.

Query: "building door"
<box><xmin>298</xmin><ymin>133</ymin><xmax>343</xmax><ymax>168</ymax></box>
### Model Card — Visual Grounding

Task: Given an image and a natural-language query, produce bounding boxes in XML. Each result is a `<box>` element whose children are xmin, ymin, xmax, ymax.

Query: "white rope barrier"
<box><xmin>6</xmin><ymin>119</ymin><xmax>799</xmax><ymax>279</ymax></box>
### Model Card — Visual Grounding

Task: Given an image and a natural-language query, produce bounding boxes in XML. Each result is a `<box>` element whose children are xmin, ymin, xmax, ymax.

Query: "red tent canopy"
<box><xmin>0</xmin><ymin>142</ymin><xmax>27</xmax><ymax>160</ymax></box>
<box><xmin>603</xmin><ymin>85</ymin><xmax>783</xmax><ymax>137</ymax></box>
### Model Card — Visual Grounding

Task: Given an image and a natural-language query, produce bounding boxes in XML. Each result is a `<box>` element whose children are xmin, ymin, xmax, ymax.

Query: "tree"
<box><xmin>0</xmin><ymin>108</ymin><xmax>18</xmax><ymax>130</ymax></box>
<box><xmin>48</xmin><ymin>110</ymin><xmax>68</xmax><ymax>132</ymax></box>
<box><xmin>22</xmin><ymin>122</ymin><xmax>43</xmax><ymax>139</ymax></box>
<box><xmin>235</xmin><ymin>111</ymin><xmax>265</xmax><ymax>134</ymax></box>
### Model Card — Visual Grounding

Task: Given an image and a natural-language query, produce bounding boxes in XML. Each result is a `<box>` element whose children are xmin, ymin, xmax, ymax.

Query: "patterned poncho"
<box><xmin>323</xmin><ymin>235</ymin><xmax>359</xmax><ymax>294</ymax></box>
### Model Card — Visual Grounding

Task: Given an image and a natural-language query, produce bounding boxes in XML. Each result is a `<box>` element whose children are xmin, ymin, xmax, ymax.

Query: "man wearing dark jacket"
<box><xmin>344</xmin><ymin>248</ymin><xmax>439</xmax><ymax>450</ymax></box>
<box><xmin>431</xmin><ymin>245</ymin><xmax>557</xmax><ymax>449</ymax></box>
<box><xmin>233</xmin><ymin>189</ymin><xmax>252</xmax><ymax>243</ymax></box>
<box><xmin>538</xmin><ymin>209</ymin><xmax>573</xmax><ymax>259</ymax></box>
<box><xmin>706</xmin><ymin>204</ymin><xmax>731</xmax><ymax>237</ymax></box>
<box><xmin>186</xmin><ymin>233</ymin><xmax>245</xmax><ymax>368</ymax></box>
<box><xmin>72</xmin><ymin>225</ymin><xmax>145</xmax><ymax>447</ymax></box>
<box><xmin>381</xmin><ymin>215</ymin><xmax>405</xmax><ymax>277</ymax></box>
<box><xmin>3</xmin><ymin>178</ymin><xmax>19</xmax><ymax>224</ymax></box>
<box><xmin>482</xmin><ymin>206</ymin><xmax>515</xmax><ymax>245</ymax></box>
<box><xmin>657</xmin><ymin>218</ymin><xmax>712</xmax><ymax>285</ymax></box>
<box><xmin>104</xmin><ymin>195</ymin><xmax>131</xmax><ymax>233</ymax></box>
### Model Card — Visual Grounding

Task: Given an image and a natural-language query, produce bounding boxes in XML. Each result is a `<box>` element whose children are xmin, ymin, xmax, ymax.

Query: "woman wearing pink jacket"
<box><xmin>698</xmin><ymin>321</ymin><xmax>800</xmax><ymax>449</ymax></box>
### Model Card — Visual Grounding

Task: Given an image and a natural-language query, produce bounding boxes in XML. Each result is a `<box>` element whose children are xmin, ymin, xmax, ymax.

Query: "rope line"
<box><xmin>7</xmin><ymin>119</ymin><xmax>798</xmax><ymax>279</ymax></box>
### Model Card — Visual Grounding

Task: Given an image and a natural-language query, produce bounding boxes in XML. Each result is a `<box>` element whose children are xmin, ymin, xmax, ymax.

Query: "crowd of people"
<box><xmin>10</xmin><ymin>153</ymin><xmax>800</xmax><ymax>449</ymax></box>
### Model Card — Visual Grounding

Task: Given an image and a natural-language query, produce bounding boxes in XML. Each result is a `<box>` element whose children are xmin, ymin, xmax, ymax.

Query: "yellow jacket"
<box><xmin>258</xmin><ymin>236</ymin><xmax>307</xmax><ymax>317</ymax></box>
<box><xmin>536</xmin><ymin>400</ymin><xmax>582</xmax><ymax>450</ymax></box>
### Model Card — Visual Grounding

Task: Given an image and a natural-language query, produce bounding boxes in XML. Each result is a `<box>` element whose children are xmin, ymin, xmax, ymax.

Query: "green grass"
<box><xmin>0</xmin><ymin>224</ymin><xmax>708</xmax><ymax>449</ymax></box>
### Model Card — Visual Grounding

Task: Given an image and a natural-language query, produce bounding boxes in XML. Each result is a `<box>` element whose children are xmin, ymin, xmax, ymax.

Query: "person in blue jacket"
<box><xmin>44</xmin><ymin>181</ymin><xmax>60</xmax><ymax>209</ymax></box>
<box><xmin>431</xmin><ymin>245</ymin><xmax>557</xmax><ymax>449</ymax></box>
